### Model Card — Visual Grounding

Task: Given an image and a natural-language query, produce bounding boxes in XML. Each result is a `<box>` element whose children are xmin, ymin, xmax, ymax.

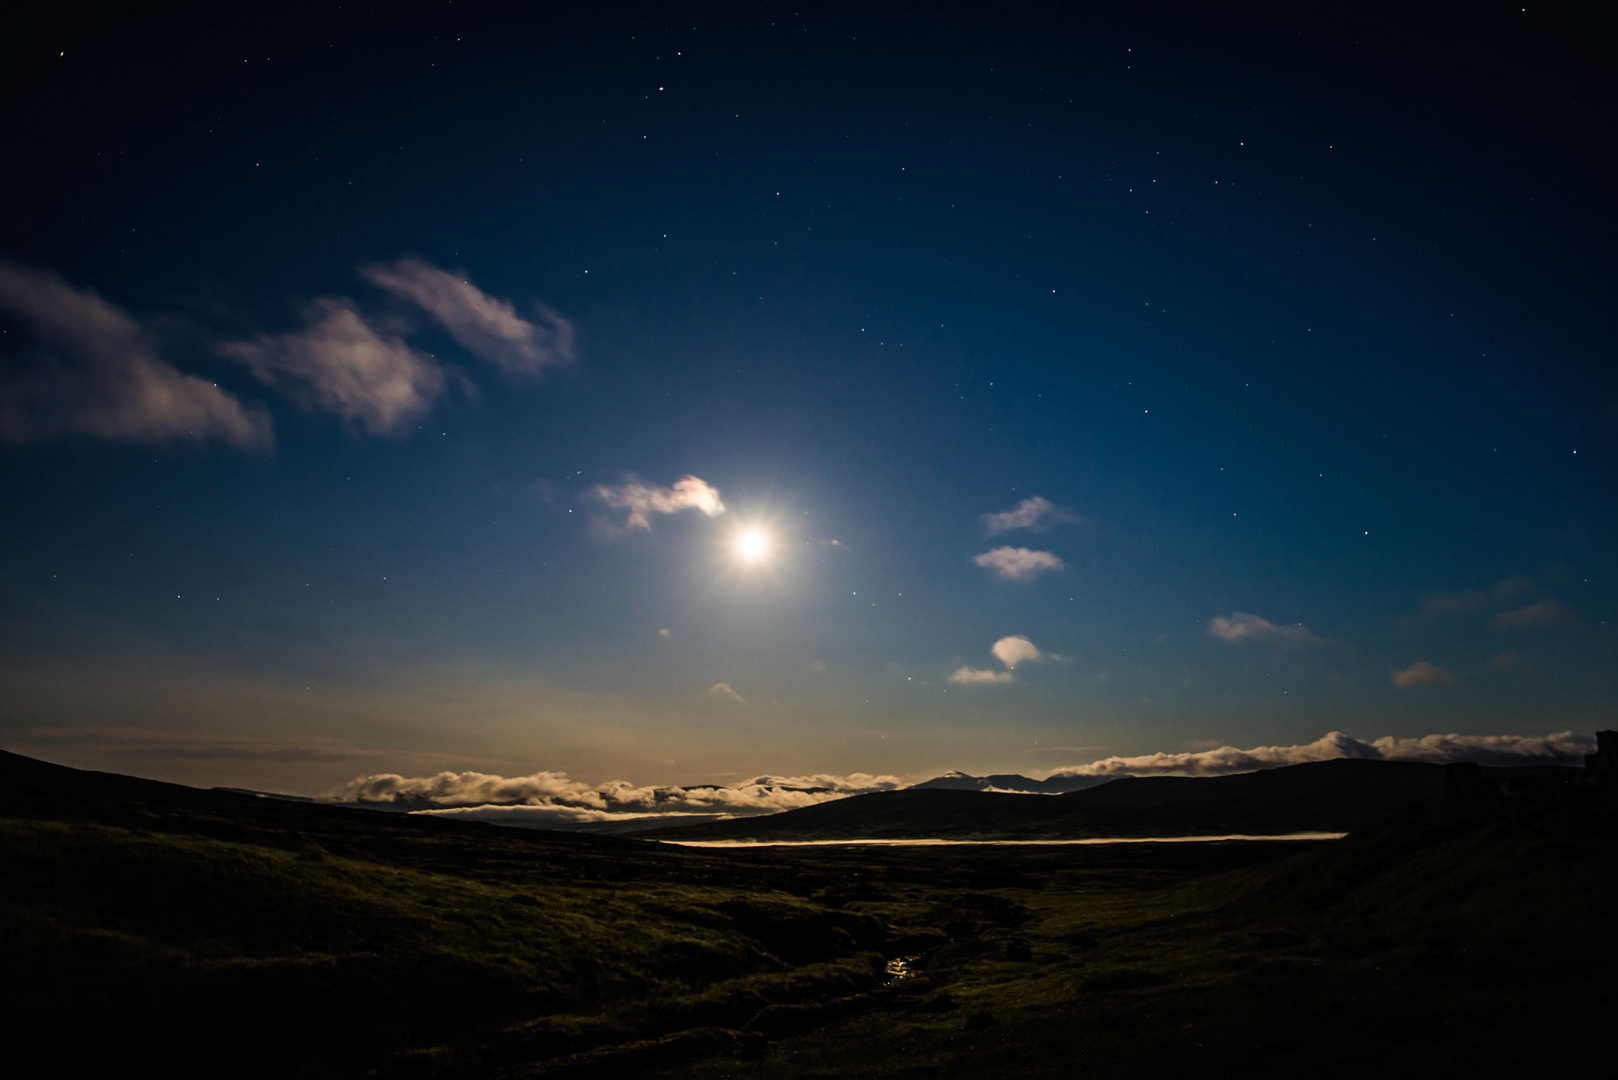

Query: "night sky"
<box><xmin>2</xmin><ymin>1</ymin><xmax>1613</xmax><ymax>802</ymax></box>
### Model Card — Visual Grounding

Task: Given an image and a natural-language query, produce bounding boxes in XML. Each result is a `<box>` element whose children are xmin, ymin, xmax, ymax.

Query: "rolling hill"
<box><xmin>640</xmin><ymin>758</ymin><xmax>1497</xmax><ymax>841</ymax></box>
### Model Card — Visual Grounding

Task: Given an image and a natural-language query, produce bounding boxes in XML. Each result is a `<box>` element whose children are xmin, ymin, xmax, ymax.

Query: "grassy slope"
<box><xmin>4</xmin><ymin>750</ymin><xmax>1613</xmax><ymax>1078</ymax></box>
<box><xmin>675</xmin><ymin>808</ymin><xmax>1618</xmax><ymax>1079</ymax></box>
<box><xmin>0</xmin><ymin>752</ymin><xmax>889</xmax><ymax>1076</ymax></box>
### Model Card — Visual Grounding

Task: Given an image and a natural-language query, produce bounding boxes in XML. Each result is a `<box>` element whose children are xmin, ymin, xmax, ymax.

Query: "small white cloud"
<box><xmin>1392</xmin><ymin>661</ymin><xmax>1453</xmax><ymax>688</ymax></box>
<box><xmin>0</xmin><ymin>260</ymin><xmax>271</xmax><ymax>450</ymax></box>
<box><xmin>991</xmin><ymin>635</ymin><xmax>1043</xmax><ymax>670</ymax></box>
<box><xmin>593</xmin><ymin>474</ymin><xmax>725</xmax><ymax>529</ymax></box>
<box><xmin>360</xmin><ymin>257</ymin><xmax>574</xmax><ymax>379</ymax></box>
<box><xmin>973</xmin><ymin>546</ymin><xmax>1064</xmax><ymax>582</ymax></box>
<box><xmin>948</xmin><ymin>666</ymin><xmax>1015</xmax><ymax>685</ymax></box>
<box><xmin>707</xmin><ymin>681</ymin><xmax>745</xmax><ymax>703</ymax></box>
<box><xmin>1207</xmin><ymin>611</ymin><xmax>1322</xmax><ymax>645</ymax></box>
<box><xmin>981</xmin><ymin>496</ymin><xmax>1077</xmax><ymax>536</ymax></box>
<box><xmin>657</xmin><ymin>628</ymin><xmax>673</xmax><ymax>639</ymax></box>
<box><xmin>218</xmin><ymin>298</ymin><xmax>444</xmax><ymax>435</ymax></box>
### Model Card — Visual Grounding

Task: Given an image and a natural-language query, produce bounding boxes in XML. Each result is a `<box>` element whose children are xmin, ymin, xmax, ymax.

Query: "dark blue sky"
<box><xmin>1</xmin><ymin>1</ymin><xmax>1613</xmax><ymax>795</ymax></box>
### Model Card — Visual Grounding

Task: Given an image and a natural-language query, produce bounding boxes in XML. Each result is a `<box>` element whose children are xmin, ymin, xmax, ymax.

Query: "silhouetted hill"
<box><xmin>5</xmin><ymin>747</ymin><xmax>1613</xmax><ymax>1079</ymax></box>
<box><xmin>910</xmin><ymin>771</ymin><xmax>1113</xmax><ymax>794</ymax></box>
<box><xmin>643</xmin><ymin>759</ymin><xmax>1533</xmax><ymax>841</ymax></box>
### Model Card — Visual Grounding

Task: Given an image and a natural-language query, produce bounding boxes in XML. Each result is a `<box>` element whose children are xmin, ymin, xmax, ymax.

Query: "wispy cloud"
<box><xmin>980</xmin><ymin>496</ymin><xmax>1077</xmax><ymax>536</ymax></box>
<box><xmin>1417</xmin><ymin>576</ymin><xmax>1535</xmax><ymax>620</ymax></box>
<box><xmin>0</xmin><ymin>260</ymin><xmax>271</xmax><ymax>449</ymax></box>
<box><xmin>593</xmin><ymin>474</ymin><xmax>725</xmax><ymax>529</ymax></box>
<box><xmin>218</xmin><ymin>298</ymin><xmax>444</xmax><ymax>435</ymax></box>
<box><xmin>973</xmin><ymin>546</ymin><xmax>1064</xmax><ymax>582</ymax></box>
<box><xmin>707</xmin><ymin>681</ymin><xmax>745</xmax><ymax>703</ymax></box>
<box><xmin>990</xmin><ymin>635</ymin><xmax>1043</xmax><ymax>670</ymax></box>
<box><xmin>1490</xmin><ymin>600</ymin><xmax>1580</xmax><ymax>629</ymax></box>
<box><xmin>1207</xmin><ymin>611</ymin><xmax>1323</xmax><ymax>645</ymax></box>
<box><xmin>1392</xmin><ymin>660</ymin><xmax>1453</xmax><ymax>688</ymax></box>
<box><xmin>360</xmin><ymin>258</ymin><xmax>574</xmax><ymax>379</ymax></box>
<box><xmin>5</xmin><ymin>725</ymin><xmax>387</xmax><ymax>765</ymax></box>
<box><xmin>948</xmin><ymin>666</ymin><xmax>1015</xmax><ymax>685</ymax></box>
<box><xmin>1047</xmin><ymin>730</ymin><xmax>1595</xmax><ymax>779</ymax></box>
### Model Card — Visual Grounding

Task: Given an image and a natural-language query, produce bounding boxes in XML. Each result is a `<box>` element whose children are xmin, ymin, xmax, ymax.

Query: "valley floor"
<box><xmin>3</xmin><ymin>750</ymin><xmax>1614</xmax><ymax>1078</ymax></box>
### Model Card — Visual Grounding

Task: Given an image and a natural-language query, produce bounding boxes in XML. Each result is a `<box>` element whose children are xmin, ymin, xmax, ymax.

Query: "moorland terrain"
<box><xmin>3</xmin><ymin>748</ymin><xmax>1614</xmax><ymax>1078</ymax></box>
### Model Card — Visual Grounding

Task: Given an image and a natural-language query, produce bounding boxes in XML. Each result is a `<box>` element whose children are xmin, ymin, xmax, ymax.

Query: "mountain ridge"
<box><xmin>640</xmin><ymin>758</ymin><xmax>1575</xmax><ymax>842</ymax></box>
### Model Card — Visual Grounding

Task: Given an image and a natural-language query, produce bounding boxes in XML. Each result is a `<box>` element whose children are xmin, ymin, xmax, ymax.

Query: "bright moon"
<box><xmin>733</xmin><ymin>528</ymin><xmax>771</xmax><ymax>564</ymax></box>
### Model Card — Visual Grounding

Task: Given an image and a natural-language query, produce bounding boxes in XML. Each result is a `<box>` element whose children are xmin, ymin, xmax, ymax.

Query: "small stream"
<box><xmin>668</xmin><ymin>833</ymin><xmax>1346</xmax><ymax>848</ymax></box>
<box><xmin>883</xmin><ymin>955</ymin><xmax>921</xmax><ymax>984</ymax></box>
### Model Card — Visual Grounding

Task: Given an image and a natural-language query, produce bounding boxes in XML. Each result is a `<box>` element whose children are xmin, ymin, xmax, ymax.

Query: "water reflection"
<box><xmin>664</xmin><ymin>832</ymin><xmax>1345</xmax><ymax>848</ymax></box>
<box><xmin>883</xmin><ymin>955</ymin><xmax>920</xmax><ymax>983</ymax></box>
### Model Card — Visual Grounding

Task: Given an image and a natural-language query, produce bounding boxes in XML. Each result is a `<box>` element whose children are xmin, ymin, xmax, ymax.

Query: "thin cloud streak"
<box><xmin>1490</xmin><ymin>600</ymin><xmax>1580</xmax><ymax>629</ymax></box>
<box><xmin>360</xmin><ymin>257</ymin><xmax>574</xmax><ymax>378</ymax></box>
<box><xmin>948</xmin><ymin>666</ymin><xmax>1015</xmax><ymax>685</ymax></box>
<box><xmin>0</xmin><ymin>260</ymin><xmax>272</xmax><ymax>450</ymax></box>
<box><xmin>973</xmin><ymin>546</ymin><xmax>1064</xmax><ymax>582</ymax></box>
<box><xmin>1207</xmin><ymin>612</ymin><xmax>1323</xmax><ymax>645</ymax></box>
<box><xmin>980</xmin><ymin>496</ymin><xmax>1077</xmax><ymax>536</ymax></box>
<box><xmin>1392</xmin><ymin>661</ymin><xmax>1453</xmax><ymax>688</ymax></box>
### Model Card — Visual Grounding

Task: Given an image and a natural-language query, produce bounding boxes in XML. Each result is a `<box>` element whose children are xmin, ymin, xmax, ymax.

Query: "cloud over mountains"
<box><xmin>332</xmin><ymin>768</ymin><xmax>903</xmax><ymax>824</ymax></box>
<box><xmin>1047</xmin><ymin>730</ymin><xmax>1594</xmax><ymax>780</ymax></box>
<box><xmin>328</xmin><ymin>729</ymin><xmax>1596</xmax><ymax>831</ymax></box>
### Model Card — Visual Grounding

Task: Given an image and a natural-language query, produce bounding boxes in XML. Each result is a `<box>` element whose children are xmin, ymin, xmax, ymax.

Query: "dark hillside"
<box><xmin>644</xmin><ymin>758</ymin><xmax>1459</xmax><ymax>841</ymax></box>
<box><xmin>0</xmin><ymin>751</ymin><xmax>892</xmax><ymax>1077</ymax></box>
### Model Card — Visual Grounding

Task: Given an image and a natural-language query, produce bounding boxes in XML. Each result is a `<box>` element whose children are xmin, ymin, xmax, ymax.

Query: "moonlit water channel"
<box><xmin>663</xmin><ymin>833</ymin><xmax>1346</xmax><ymax>848</ymax></box>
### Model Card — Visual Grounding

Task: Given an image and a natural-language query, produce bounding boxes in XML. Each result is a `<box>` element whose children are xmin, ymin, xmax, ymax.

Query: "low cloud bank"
<box><xmin>330</xmin><ymin>768</ymin><xmax>903</xmax><ymax>823</ymax></box>
<box><xmin>1047</xmin><ymin>730</ymin><xmax>1595</xmax><ymax>780</ymax></box>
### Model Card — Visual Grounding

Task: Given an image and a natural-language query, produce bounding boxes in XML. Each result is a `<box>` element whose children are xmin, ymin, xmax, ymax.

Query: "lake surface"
<box><xmin>664</xmin><ymin>832</ymin><xmax>1346</xmax><ymax>848</ymax></box>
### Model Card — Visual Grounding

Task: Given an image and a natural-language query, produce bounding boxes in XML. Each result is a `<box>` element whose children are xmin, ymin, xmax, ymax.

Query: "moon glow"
<box><xmin>733</xmin><ymin>528</ymin><xmax>771</xmax><ymax>565</ymax></box>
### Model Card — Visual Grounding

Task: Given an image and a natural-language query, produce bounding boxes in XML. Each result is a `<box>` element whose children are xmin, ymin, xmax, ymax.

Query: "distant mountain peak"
<box><xmin>910</xmin><ymin>771</ymin><xmax>1116</xmax><ymax>794</ymax></box>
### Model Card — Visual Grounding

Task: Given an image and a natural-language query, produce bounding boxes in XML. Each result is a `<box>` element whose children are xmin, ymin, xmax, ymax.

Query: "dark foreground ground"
<box><xmin>3</xmin><ymin>749</ymin><xmax>1614</xmax><ymax>1078</ymax></box>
